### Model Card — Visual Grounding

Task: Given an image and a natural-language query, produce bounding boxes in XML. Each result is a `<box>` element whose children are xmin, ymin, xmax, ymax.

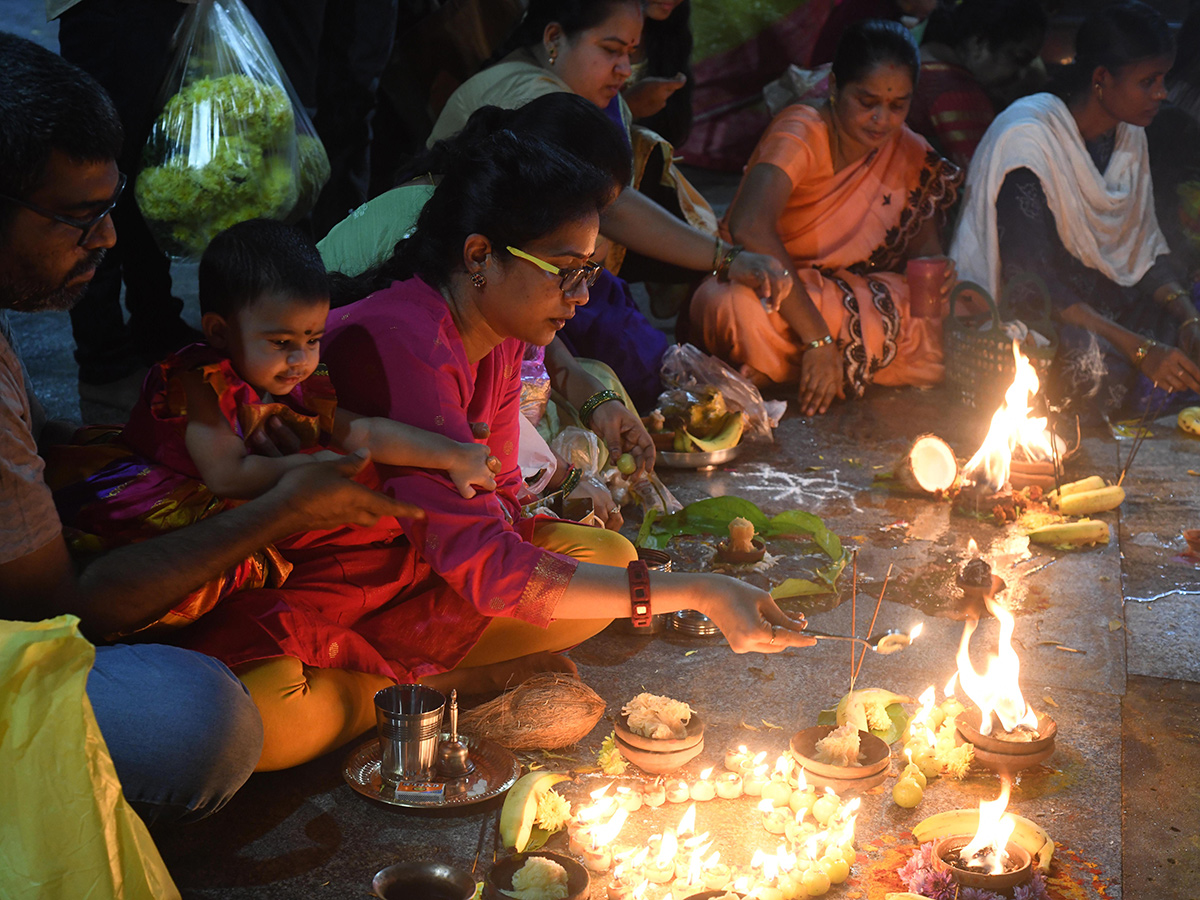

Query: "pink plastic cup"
<box><xmin>906</xmin><ymin>256</ymin><xmax>951</xmax><ymax>318</ymax></box>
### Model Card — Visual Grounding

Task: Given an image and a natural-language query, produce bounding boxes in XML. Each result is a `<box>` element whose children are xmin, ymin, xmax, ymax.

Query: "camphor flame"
<box><xmin>964</xmin><ymin>341</ymin><xmax>1056</xmax><ymax>491</ymax></box>
<box><xmin>955</xmin><ymin>600</ymin><xmax>1039</xmax><ymax>735</ymax></box>
<box><xmin>656</xmin><ymin>828</ymin><xmax>677</xmax><ymax>865</ymax></box>
<box><xmin>960</xmin><ymin>779</ymin><xmax>1017</xmax><ymax>874</ymax></box>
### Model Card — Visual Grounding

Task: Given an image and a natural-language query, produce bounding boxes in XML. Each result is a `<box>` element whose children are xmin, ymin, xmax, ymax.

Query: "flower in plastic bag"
<box><xmin>161</xmin><ymin>73</ymin><xmax>293</xmax><ymax>149</ymax></box>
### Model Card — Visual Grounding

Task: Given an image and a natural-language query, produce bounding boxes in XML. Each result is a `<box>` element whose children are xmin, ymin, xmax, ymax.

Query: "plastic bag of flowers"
<box><xmin>135</xmin><ymin>0</ymin><xmax>330</xmax><ymax>259</ymax></box>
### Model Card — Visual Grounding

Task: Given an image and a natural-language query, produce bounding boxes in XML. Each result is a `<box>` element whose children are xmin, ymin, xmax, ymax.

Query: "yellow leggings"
<box><xmin>235</xmin><ymin>521</ymin><xmax>636</xmax><ymax>771</ymax></box>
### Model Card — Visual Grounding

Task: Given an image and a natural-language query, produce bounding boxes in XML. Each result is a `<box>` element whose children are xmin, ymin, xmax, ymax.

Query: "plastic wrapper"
<box><xmin>660</xmin><ymin>343</ymin><xmax>783</xmax><ymax>439</ymax></box>
<box><xmin>136</xmin><ymin>0</ymin><xmax>330</xmax><ymax>259</ymax></box>
<box><xmin>550</xmin><ymin>426</ymin><xmax>604</xmax><ymax>478</ymax></box>
<box><xmin>520</xmin><ymin>345</ymin><xmax>552</xmax><ymax>425</ymax></box>
<box><xmin>0</xmin><ymin>616</ymin><xmax>180</xmax><ymax>900</ymax></box>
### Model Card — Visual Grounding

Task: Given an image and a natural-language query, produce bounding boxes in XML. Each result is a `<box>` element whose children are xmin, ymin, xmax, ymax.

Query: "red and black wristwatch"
<box><xmin>626</xmin><ymin>559</ymin><xmax>652</xmax><ymax>627</ymax></box>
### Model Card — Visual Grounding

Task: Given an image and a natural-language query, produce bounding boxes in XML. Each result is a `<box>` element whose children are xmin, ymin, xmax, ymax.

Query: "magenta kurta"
<box><xmin>176</xmin><ymin>277</ymin><xmax>578</xmax><ymax>681</ymax></box>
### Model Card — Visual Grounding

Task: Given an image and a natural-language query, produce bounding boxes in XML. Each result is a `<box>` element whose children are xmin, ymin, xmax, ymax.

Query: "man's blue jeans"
<box><xmin>89</xmin><ymin>645</ymin><xmax>263</xmax><ymax>825</ymax></box>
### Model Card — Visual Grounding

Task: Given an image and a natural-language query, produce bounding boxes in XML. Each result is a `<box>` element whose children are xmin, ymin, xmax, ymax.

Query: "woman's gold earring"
<box><xmin>1094</xmin><ymin>82</ymin><xmax>1103</xmax><ymax>101</ymax></box>
<box><xmin>471</xmin><ymin>272</ymin><xmax>486</xmax><ymax>288</ymax></box>
<box><xmin>548</xmin><ymin>47</ymin><xmax>557</xmax><ymax>66</ymax></box>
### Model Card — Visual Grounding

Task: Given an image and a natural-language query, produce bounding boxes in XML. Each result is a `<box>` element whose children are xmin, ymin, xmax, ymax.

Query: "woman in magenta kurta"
<box><xmin>179</xmin><ymin>130</ymin><xmax>815</xmax><ymax>771</ymax></box>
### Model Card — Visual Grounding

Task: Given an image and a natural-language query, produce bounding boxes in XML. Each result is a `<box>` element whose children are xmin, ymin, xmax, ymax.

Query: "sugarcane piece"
<box><xmin>1028</xmin><ymin>519</ymin><xmax>1110</xmax><ymax>546</ymax></box>
<box><xmin>1052</xmin><ymin>485</ymin><xmax>1125</xmax><ymax>515</ymax></box>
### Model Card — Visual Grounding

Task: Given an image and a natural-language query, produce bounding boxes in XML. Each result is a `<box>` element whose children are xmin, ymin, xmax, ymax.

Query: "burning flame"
<box><xmin>758</xmin><ymin>798</ymin><xmax>776</xmax><ymax>814</ymax></box>
<box><xmin>795</xmin><ymin>766</ymin><xmax>808</xmax><ymax>792</ymax></box>
<box><xmin>961</xmin><ymin>780</ymin><xmax>1017</xmax><ymax>874</ymax></box>
<box><xmin>699</xmin><ymin>766</ymin><xmax>713</xmax><ymax>781</ymax></box>
<box><xmin>593</xmin><ymin>807</ymin><xmax>628</xmax><ymax>846</ymax></box>
<box><xmin>910</xmin><ymin>686</ymin><xmax>937</xmax><ymax>748</ymax></box>
<box><xmin>955</xmin><ymin>600</ymin><xmax>1039</xmax><ymax>735</ymax></box>
<box><xmin>964</xmin><ymin>341</ymin><xmax>1056</xmax><ymax>491</ymax></box>
<box><xmin>655</xmin><ymin>829</ymin><xmax>677</xmax><ymax>866</ymax></box>
<box><xmin>677</xmin><ymin>803</ymin><xmax>697</xmax><ymax>837</ymax></box>
<box><xmin>909</xmin><ymin>623</ymin><xmax>924</xmax><ymax>641</ymax></box>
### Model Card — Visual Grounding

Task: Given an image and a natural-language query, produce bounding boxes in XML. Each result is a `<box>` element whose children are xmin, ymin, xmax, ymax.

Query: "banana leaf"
<box><xmin>635</xmin><ymin>497</ymin><xmax>845</xmax><ymax>589</ymax></box>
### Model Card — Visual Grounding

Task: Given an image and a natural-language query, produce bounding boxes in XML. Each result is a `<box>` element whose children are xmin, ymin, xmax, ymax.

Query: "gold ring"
<box><xmin>769</xmin><ymin>625</ymin><xmax>777</xmax><ymax>645</ymax></box>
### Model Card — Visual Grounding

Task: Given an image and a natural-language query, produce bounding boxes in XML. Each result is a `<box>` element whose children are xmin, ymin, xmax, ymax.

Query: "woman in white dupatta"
<box><xmin>952</xmin><ymin>0</ymin><xmax>1200</xmax><ymax>421</ymax></box>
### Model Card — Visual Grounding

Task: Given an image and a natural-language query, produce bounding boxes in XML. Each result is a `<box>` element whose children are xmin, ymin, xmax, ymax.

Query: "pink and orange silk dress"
<box><xmin>175</xmin><ymin>277</ymin><xmax>580</xmax><ymax>683</ymax></box>
<box><xmin>48</xmin><ymin>344</ymin><xmax>342</xmax><ymax>634</ymax></box>
<box><xmin>692</xmin><ymin>104</ymin><xmax>962</xmax><ymax>396</ymax></box>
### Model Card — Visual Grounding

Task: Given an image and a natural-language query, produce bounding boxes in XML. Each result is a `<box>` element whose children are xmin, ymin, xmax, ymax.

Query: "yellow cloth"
<box><xmin>236</xmin><ymin>520</ymin><xmax>635</xmax><ymax>771</ymax></box>
<box><xmin>0</xmin><ymin>616</ymin><xmax>179</xmax><ymax>900</ymax></box>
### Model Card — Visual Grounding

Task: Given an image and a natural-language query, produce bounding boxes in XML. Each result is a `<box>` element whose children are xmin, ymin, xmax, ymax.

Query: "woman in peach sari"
<box><xmin>691</xmin><ymin>19</ymin><xmax>962</xmax><ymax>415</ymax></box>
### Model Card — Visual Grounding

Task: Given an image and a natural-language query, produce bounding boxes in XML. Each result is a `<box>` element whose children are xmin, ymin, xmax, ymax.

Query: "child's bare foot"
<box><xmin>423</xmin><ymin>652</ymin><xmax>578</xmax><ymax>695</ymax></box>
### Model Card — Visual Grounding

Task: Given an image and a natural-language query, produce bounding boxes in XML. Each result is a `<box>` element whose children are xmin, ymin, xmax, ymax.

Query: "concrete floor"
<box><xmin>2</xmin><ymin>6</ymin><xmax>1198</xmax><ymax>898</ymax></box>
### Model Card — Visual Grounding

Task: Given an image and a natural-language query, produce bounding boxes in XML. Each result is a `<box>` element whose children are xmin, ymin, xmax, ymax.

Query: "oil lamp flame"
<box><xmin>656</xmin><ymin>829</ymin><xmax>677</xmax><ymax>865</ymax></box>
<box><xmin>964</xmin><ymin>341</ymin><xmax>1055</xmax><ymax>491</ymax></box>
<box><xmin>955</xmin><ymin>600</ymin><xmax>1040</xmax><ymax>735</ymax></box>
<box><xmin>594</xmin><ymin>807</ymin><xmax>628</xmax><ymax>846</ymax></box>
<box><xmin>961</xmin><ymin>780</ymin><xmax>1017</xmax><ymax>874</ymax></box>
<box><xmin>677</xmin><ymin>803</ymin><xmax>697</xmax><ymax>837</ymax></box>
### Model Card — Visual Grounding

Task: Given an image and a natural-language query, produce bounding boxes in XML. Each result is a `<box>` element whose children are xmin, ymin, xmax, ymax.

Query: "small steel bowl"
<box><xmin>672</xmin><ymin>609</ymin><xmax>722</xmax><ymax>637</ymax></box>
<box><xmin>372</xmin><ymin>861</ymin><xmax>476</xmax><ymax>900</ymax></box>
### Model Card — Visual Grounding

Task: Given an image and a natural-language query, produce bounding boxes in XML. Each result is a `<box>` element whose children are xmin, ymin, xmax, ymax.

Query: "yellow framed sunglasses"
<box><xmin>505</xmin><ymin>245</ymin><xmax>602</xmax><ymax>293</ymax></box>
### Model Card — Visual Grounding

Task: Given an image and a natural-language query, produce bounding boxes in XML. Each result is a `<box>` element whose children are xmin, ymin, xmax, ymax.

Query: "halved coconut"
<box><xmin>894</xmin><ymin>434</ymin><xmax>959</xmax><ymax>494</ymax></box>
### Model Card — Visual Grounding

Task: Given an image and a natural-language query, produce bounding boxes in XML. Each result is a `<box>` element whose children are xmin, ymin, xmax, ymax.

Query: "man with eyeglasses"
<box><xmin>0</xmin><ymin>33</ymin><xmax>418</xmax><ymax>826</ymax></box>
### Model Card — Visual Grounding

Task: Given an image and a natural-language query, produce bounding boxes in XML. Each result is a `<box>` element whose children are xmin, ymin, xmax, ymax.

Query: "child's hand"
<box><xmin>450</xmin><ymin>442</ymin><xmax>502</xmax><ymax>499</ymax></box>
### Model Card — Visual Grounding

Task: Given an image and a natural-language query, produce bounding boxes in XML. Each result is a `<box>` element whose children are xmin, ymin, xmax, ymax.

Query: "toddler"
<box><xmin>51</xmin><ymin>219</ymin><xmax>496</xmax><ymax>633</ymax></box>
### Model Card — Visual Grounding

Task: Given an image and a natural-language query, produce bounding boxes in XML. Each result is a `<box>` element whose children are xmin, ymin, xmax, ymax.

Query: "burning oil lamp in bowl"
<box><xmin>949</xmin><ymin>561</ymin><xmax>1058</xmax><ymax>775</ymax></box>
<box><xmin>931</xmin><ymin>781</ymin><xmax>1033</xmax><ymax>895</ymax></box>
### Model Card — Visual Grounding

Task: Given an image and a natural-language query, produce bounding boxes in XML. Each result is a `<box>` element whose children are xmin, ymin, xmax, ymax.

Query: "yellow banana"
<box><xmin>499</xmin><ymin>771</ymin><xmax>571</xmax><ymax>852</ymax></box>
<box><xmin>1046</xmin><ymin>475</ymin><xmax>1105</xmax><ymax>504</ymax></box>
<box><xmin>1178</xmin><ymin>407</ymin><xmax>1200</xmax><ymax>436</ymax></box>
<box><xmin>1027</xmin><ymin>519</ymin><xmax>1109</xmax><ymax>547</ymax></box>
<box><xmin>911</xmin><ymin>808</ymin><xmax>1054</xmax><ymax>873</ymax></box>
<box><xmin>1052</xmin><ymin>485</ymin><xmax>1125</xmax><ymax>516</ymax></box>
<box><xmin>684</xmin><ymin>412</ymin><xmax>744</xmax><ymax>452</ymax></box>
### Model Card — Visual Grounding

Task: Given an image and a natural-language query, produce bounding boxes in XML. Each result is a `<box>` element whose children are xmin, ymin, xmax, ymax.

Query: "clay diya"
<box><xmin>932</xmin><ymin>835</ymin><xmax>1033</xmax><ymax>895</ymax></box>
<box><xmin>955</xmin><ymin>706</ymin><xmax>1057</xmax><ymax>775</ymax></box>
<box><xmin>613</xmin><ymin>713</ymin><xmax>705</xmax><ymax>775</ymax></box>
<box><xmin>788</xmin><ymin>725</ymin><xmax>890</xmax><ymax>792</ymax></box>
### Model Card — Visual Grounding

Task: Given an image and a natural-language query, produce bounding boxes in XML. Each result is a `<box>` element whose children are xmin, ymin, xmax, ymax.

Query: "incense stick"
<box><xmin>849</xmin><ymin>551</ymin><xmax>858</xmax><ymax>692</ymax></box>
<box><xmin>1118</xmin><ymin>395</ymin><xmax>1166</xmax><ymax>486</ymax></box>
<box><xmin>472</xmin><ymin>810</ymin><xmax>491</xmax><ymax>873</ymax></box>
<box><xmin>854</xmin><ymin>563</ymin><xmax>893</xmax><ymax>684</ymax></box>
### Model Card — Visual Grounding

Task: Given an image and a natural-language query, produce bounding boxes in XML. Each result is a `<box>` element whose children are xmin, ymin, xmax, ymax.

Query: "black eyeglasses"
<box><xmin>506</xmin><ymin>245</ymin><xmax>602</xmax><ymax>293</ymax></box>
<box><xmin>0</xmin><ymin>172</ymin><xmax>126</xmax><ymax>247</ymax></box>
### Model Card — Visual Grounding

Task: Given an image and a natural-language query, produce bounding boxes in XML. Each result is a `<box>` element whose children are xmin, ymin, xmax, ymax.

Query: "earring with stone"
<box><xmin>471</xmin><ymin>272</ymin><xmax>486</xmax><ymax>288</ymax></box>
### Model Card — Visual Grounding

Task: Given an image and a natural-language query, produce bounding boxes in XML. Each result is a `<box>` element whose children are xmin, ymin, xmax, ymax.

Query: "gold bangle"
<box><xmin>1133</xmin><ymin>338</ymin><xmax>1157</xmax><ymax>367</ymax></box>
<box><xmin>1180</xmin><ymin>316</ymin><xmax>1200</xmax><ymax>331</ymax></box>
<box><xmin>711</xmin><ymin>236</ymin><xmax>724</xmax><ymax>275</ymax></box>
<box><xmin>1158</xmin><ymin>288</ymin><xmax>1185</xmax><ymax>308</ymax></box>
